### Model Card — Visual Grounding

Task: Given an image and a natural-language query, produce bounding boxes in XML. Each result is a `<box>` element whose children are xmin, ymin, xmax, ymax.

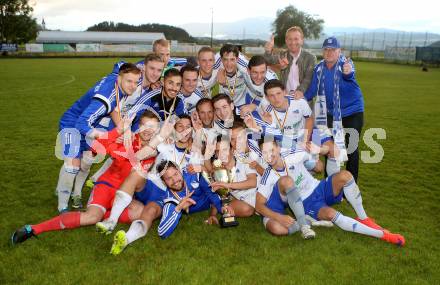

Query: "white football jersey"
<box><xmin>257</xmin><ymin>151</ymin><xmax>319</xmax><ymax>202</ymax></box>
<box><xmin>243</xmin><ymin>68</ymin><xmax>278</xmax><ymax>113</ymax></box>
<box><xmin>178</xmin><ymin>89</ymin><xmax>204</xmax><ymax>114</ymax></box>
<box><xmin>155</xmin><ymin>143</ymin><xmax>200</xmax><ymax>171</ymax></box>
<box><xmin>230</xmin><ymin>159</ymin><xmax>258</xmax><ymax>207</ymax></box>
<box><xmin>244</xmin><ymin>68</ymin><xmax>278</xmax><ymax>101</ymax></box>
<box><xmin>214</xmin><ymin>52</ymin><xmax>249</xmax><ymax>72</ymax></box>
<box><xmin>196</xmin><ymin>69</ymin><xmax>219</xmax><ymax>98</ymax></box>
<box><xmin>264</xmin><ymin>98</ymin><xmax>312</xmax><ymax>141</ymax></box>
<box><xmin>218</xmin><ymin>69</ymin><xmax>248</xmax><ymax>107</ymax></box>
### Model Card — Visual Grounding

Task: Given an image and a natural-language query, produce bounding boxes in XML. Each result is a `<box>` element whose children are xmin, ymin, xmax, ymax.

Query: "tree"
<box><xmin>87</xmin><ymin>22</ymin><xmax>194</xmax><ymax>42</ymax></box>
<box><xmin>0</xmin><ymin>0</ymin><xmax>38</xmax><ymax>43</ymax></box>
<box><xmin>272</xmin><ymin>5</ymin><xmax>324</xmax><ymax>47</ymax></box>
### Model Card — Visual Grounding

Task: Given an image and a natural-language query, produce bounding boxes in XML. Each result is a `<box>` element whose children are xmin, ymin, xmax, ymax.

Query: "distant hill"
<box><xmin>429</xmin><ymin>41</ymin><xmax>440</xmax><ymax>47</ymax></box>
<box><xmin>87</xmin><ymin>21</ymin><xmax>194</xmax><ymax>42</ymax></box>
<box><xmin>182</xmin><ymin>17</ymin><xmax>440</xmax><ymax>48</ymax></box>
<box><xmin>85</xmin><ymin>19</ymin><xmax>440</xmax><ymax>49</ymax></box>
<box><xmin>181</xmin><ymin>17</ymin><xmax>273</xmax><ymax>40</ymax></box>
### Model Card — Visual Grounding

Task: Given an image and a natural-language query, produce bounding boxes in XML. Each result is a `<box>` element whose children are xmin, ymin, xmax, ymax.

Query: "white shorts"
<box><xmin>231</xmin><ymin>189</ymin><xmax>256</xmax><ymax>208</ymax></box>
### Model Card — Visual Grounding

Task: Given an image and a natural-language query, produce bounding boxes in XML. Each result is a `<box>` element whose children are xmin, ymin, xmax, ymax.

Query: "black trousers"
<box><xmin>326</xmin><ymin>112</ymin><xmax>364</xmax><ymax>182</ymax></box>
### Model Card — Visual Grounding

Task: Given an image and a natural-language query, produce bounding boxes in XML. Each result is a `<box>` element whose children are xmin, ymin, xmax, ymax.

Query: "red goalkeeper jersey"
<box><xmin>92</xmin><ymin>128</ymin><xmax>155</xmax><ymax>189</ymax></box>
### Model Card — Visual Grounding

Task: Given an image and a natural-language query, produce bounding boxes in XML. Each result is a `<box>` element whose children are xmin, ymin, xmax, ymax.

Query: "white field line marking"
<box><xmin>0</xmin><ymin>74</ymin><xmax>76</xmax><ymax>94</ymax></box>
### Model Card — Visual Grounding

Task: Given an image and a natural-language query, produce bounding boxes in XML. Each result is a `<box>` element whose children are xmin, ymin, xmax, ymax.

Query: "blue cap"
<box><xmin>322</xmin><ymin>36</ymin><xmax>340</xmax><ymax>49</ymax></box>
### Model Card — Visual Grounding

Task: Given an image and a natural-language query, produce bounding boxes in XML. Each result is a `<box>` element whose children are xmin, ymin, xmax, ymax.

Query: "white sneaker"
<box><xmin>300</xmin><ymin>224</ymin><xmax>316</xmax><ymax>239</ymax></box>
<box><xmin>96</xmin><ymin>219</ymin><xmax>116</xmax><ymax>235</ymax></box>
<box><xmin>305</xmin><ymin>215</ymin><xmax>334</xmax><ymax>228</ymax></box>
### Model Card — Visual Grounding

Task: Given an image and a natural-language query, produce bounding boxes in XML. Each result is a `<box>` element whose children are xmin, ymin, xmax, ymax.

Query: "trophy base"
<box><xmin>220</xmin><ymin>216</ymin><xmax>239</xmax><ymax>228</ymax></box>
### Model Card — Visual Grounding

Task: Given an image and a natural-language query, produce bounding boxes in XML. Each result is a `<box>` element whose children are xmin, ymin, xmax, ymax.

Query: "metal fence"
<box><xmin>20</xmin><ymin>31</ymin><xmax>440</xmax><ymax>63</ymax></box>
<box><xmin>304</xmin><ymin>31</ymin><xmax>440</xmax><ymax>63</ymax></box>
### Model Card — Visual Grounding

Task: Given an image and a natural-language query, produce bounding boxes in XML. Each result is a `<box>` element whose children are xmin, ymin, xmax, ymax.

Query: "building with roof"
<box><xmin>36</xmin><ymin>31</ymin><xmax>165</xmax><ymax>44</ymax></box>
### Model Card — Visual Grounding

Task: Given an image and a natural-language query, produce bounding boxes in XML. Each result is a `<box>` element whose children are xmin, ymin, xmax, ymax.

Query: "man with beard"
<box><xmin>157</xmin><ymin>161</ymin><xmax>230</xmax><ymax>239</ymax></box>
<box><xmin>129</xmin><ymin>68</ymin><xmax>184</xmax><ymax>125</ymax></box>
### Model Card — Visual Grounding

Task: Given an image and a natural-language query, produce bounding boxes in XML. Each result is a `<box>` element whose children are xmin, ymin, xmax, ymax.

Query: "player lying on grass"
<box><xmin>107</xmin><ymin>159</ymin><xmax>224</xmax><ymax>254</ymax></box>
<box><xmin>256</xmin><ymin>137</ymin><xmax>405</xmax><ymax>246</ymax></box>
<box><xmin>156</xmin><ymin>160</ymin><xmax>229</xmax><ymax>239</ymax></box>
<box><xmin>11</xmin><ymin>111</ymin><xmax>164</xmax><ymax>245</ymax></box>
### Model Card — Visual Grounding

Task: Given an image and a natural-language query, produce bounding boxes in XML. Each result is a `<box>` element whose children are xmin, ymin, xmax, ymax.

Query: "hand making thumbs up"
<box><xmin>265</xmin><ymin>34</ymin><xmax>275</xmax><ymax>53</ymax></box>
<box><xmin>342</xmin><ymin>57</ymin><xmax>353</xmax><ymax>75</ymax></box>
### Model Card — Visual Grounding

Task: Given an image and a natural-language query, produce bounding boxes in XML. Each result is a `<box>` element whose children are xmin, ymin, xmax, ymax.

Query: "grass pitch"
<box><xmin>0</xmin><ymin>58</ymin><xmax>439</xmax><ymax>284</ymax></box>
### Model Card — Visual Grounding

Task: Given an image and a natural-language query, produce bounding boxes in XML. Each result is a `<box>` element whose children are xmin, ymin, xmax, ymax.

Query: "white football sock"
<box><xmin>332</xmin><ymin>211</ymin><xmax>383</xmax><ymax>238</ymax></box>
<box><xmin>285</xmin><ymin>187</ymin><xmax>307</xmax><ymax>227</ymax></box>
<box><xmin>72</xmin><ymin>156</ymin><xmax>93</xmax><ymax>197</ymax></box>
<box><xmin>126</xmin><ymin>220</ymin><xmax>149</xmax><ymax>244</ymax></box>
<box><xmin>287</xmin><ymin>222</ymin><xmax>300</xmax><ymax>235</ymax></box>
<box><xmin>108</xmin><ymin>190</ymin><xmax>132</xmax><ymax>223</ymax></box>
<box><xmin>343</xmin><ymin>178</ymin><xmax>367</xmax><ymax>219</ymax></box>
<box><xmin>56</xmin><ymin>164</ymin><xmax>79</xmax><ymax>211</ymax></box>
<box><xmin>326</xmin><ymin>158</ymin><xmax>340</xmax><ymax>176</ymax></box>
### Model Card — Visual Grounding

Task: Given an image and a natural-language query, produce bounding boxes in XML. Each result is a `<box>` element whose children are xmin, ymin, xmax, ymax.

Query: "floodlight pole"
<box><xmin>210</xmin><ymin>8</ymin><xmax>214</xmax><ymax>47</ymax></box>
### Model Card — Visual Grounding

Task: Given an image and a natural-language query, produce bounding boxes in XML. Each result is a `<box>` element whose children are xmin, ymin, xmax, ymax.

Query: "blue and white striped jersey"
<box><xmin>156</xmin><ymin>143</ymin><xmax>202</xmax><ymax>173</ymax></box>
<box><xmin>214</xmin><ymin>51</ymin><xmax>248</xmax><ymax>71</ymax></box>
<box><xmin>218</xmin><ymin>69</ymin><xmax>248</xmax><ymax>108</ymax></box>
<box><xmin>178</xmin><ymin>89</ymin><xmax>204</xmax><ymax>114</ymax></box>
<box><xmin>257</xmin><ymin>151</ymin><xmax>319</xmax><ymax>214</ymax></box>
<box><xmin>167</xmin><ymin>57</ymin><xmax>188</xmax><ymax>67</ymax></box>
<box><xmin>60</xmin><ymin>62</ymin><xmax>128</xmax><ymax>136</ymax></box>
<box><xmin>158</xmin><ymin>172</ymin><xmax>221</xmax><ymax>238</ymax></box>
<box><xmin>196</xmin><ymin>68</ymin><xmax>218</xmax><ymax>98</ymax></box>
<box><xmin>243</xmin><ymin>68</ymin><xmax>278</xmax><ymax>109</ymax></box>
<box><xmin>263</xmin><ymin>98</ymin><xmax>312</xmax><ymax>141</ymax></box>
<box><xmin>128</xmin><ymin>87</ymin><xmax>185</xmax><ymax>125</ymax></box>
<box><xmin>250</xmin><ymin>97</ymin><xmax>311</xmax><ymax>145</ymax></box>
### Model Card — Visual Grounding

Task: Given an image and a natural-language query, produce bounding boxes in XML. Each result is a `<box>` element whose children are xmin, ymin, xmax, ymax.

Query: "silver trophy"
<box><xmin>202</xmin><ymin>159</ymin><xmax>238</xmax><ymax>228</ymax></box>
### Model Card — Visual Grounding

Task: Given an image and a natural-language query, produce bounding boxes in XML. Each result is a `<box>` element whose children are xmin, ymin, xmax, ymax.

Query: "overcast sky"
<box><xmin>32</xmin><ymin>0</ymin><xmax>440</xmax><ymax>34</ymax></box>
